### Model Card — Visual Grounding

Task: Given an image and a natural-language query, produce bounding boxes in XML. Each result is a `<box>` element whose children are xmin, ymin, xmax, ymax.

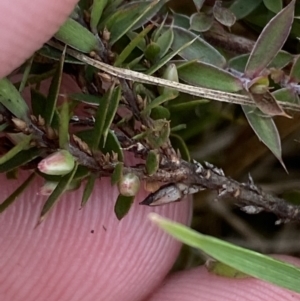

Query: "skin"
<box><xmin>0</xmin><ymin>1</ymin><xmax>300</xmax><ymax>300</ymax></box>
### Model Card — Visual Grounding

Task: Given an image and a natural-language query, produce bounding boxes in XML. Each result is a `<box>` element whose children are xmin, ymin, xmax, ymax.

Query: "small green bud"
<box><xmin>38</xmin><ymin>150</ymin><xmax>75</xmax><ymax>176</ymax></box>
<box><xmin>118</xmin><ymin>173</ymin><xmax>140</xmax><ymax>197</ymax></box>
<box><xmin>159</xmin><ymin>64</ymin><xmax>179</xmax><ymax>96</ymax></box>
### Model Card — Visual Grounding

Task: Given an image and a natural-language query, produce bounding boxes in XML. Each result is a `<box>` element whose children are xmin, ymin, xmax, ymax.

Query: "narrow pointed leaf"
<box><xmin>177</xmin><ymin>61</ymin><xmax>244</xmax><ymax>92</ymax></box>
<box><xmin>101</xmin><ymin>130</ymin><xmax>124</xmax><ymax>161</ymax></box>
<box><xmin>170</xmin><ymin>134</ymin><xmax>190</xmax><ymax>161</ymax></box>
<box><xmin>114</xmin><ymin>194</ymin><xmax>134</xmax><ymax>220</ymax></box>
<box><xmin>39</xmin><ymin>163</ymin><xmax>78</xmax><ymax>223</ymax></box>
<box><xmin>263</xmin><ymin>0</ymin><xmax>282</xmax><ymax>13</ymax></box>
<box><xmin>81</xmin><ymin>173</ymin><xmax>97</xmax><ymax>207</ymax></box>
<box><xmin>0</xmin><ymin>148</ymin><xmax>42</xmax><ymax>173</ymax></box>
<box><xmin>55</xmin><ymin>18</ymin><xmax>98</xmax><ymax>53</ymax></box>
<box><xmin>192</xmin><ymin>0</ymin><xmax>205</xmax><ymax>11</ymax></box>
<box><xmin>249</xmin><ymin>91</ymin><xmax>291</xmax><ymax>118</ymax></box>
<box><xmin>143</xmin><ymin>93</ymin><xmax>177</xmax><ymax>114</ymax></box>
<box><xmin>90</xmin><ymin>0</ymin><xmax>108</xmax><ymax>33</ymax></box>
<box><xmin>92</xmin><ymin>84</ymin><xmax>114</xmax><ymax>150</ymax></box>
<box><xmin>272</xmin><ymin>88</ymin><xmax>298</xmax><ymax>103</ymax></box>
<box><xmin>0</xmin><ymin>173</ymin><xmax>36</xmax><ymax>213</ymax></box>
<box><xmin>103</xmin><ymin>87</ymin><xmax>121</xmax><ymax>145</ymax></box>
<box><xmin>150</xmin><ymin>213</ymin><xmax>300</xmax><ymax>293</ymax></box>
<box><xmin>169</xmin><ymin>26</ymin><xmax>226</xmax><ymax>67</ymax></box>
<box><xmin>229</xmin><ymin>0</ymin><xmax>262</xmax><ymax>20</ymax></box>
<box><xmin>111</xmin><ymin>162</ymin><xmax>123</xmax><ymax>185</ymax></box>
<box><xmin>242</xmin><ymin>105</ymin><xmax>286</xmax><ymax>170</ymax></box>
<box><xmin>290</xmin><ymin>55</ymin><xmax>300</xmax><ymax>83</ymax></box>
<box><xmin>0</xmin><ymin>78</ymin><xmax>29</xmax><ymax>121</ymax></box>
<box><xmin>44</xmin><ymin>47</ymin><xmax>66</xmax><ymax>125</ymax></box>
<box><xmin>19</xmin><ymin>56</ymin><xmax>34</xmax><ymax>92</ymax></box>
<box><xmin>146</xmin><ymin>37</ymin><xmax>198</xmax><ymax>75</ymax></box>
<box><xmin>0</xmin><ymin>134</ymin><xmax>32</xmax><ymax>165</ymax></box>
<box><xmin>115</xmin><ymin>25</ymin><xmax>153</xmax><ymax>67</ymax></box>
<box><xmin>245</xmin><ymin>1</ymin><xmax>295</xmax><ymax>78</ymax></box>
<box><xmin>106</xmin><ymin>0</ymin><xmax>159</xmax><ymax>45</ymax></box>
<box><xmin>155</xmin><ymin>27</ymin><xmax>174</xmax><ymax>59</ymax></box>
<box><xmin>58</xmin><ymin>100</ymin><xmax>70</xmax><ymax>149</ymax></box>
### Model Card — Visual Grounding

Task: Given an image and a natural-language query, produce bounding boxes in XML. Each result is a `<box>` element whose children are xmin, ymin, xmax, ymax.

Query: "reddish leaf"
<box><xmin>249</xmin><ymin>91</ymin><xmax>291</xmax><ymax>118</ymax></box>
<box><xmin>244</xmin><ymin>0</ymin><xmax>295</xmax><ymax>78</ymax></box>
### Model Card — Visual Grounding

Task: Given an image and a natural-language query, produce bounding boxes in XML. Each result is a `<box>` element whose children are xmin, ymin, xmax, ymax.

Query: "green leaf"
<box><xmin>229</xmin><ymin>0</ymin><xmax>262</xmax><ymax>20</ymax></box>
<box><xmin>146</xmin><ymin>150</ymin><xmax>159</xmax><ymax>175</ymax></box>
<box><xmin>169</xmin><ymin>26</ymin><xmax>226</xmax><ymax>67</ymax></box>
<box><xmin>213</xmin><ymin>2</ymin><xmax>236</xmax><ymax>27</ymax></box>
<box><xmin>0</xmin><ymin>173</ymin><xmax>36</xmax><ymax>213</ymax></box>
<box><xmin>58</xmin><ymin>100</ymin><xmax>70</xmax><ymax>149</ymax></box>
<box><xmin>192</xmin><ymin>0</ymin><xmax>205</xmax><ymax>11</ymax></box>
<box><xmin>91</xmin><ymin>85</ymin><xmax>114</xmax><ymax>150</ymax></box>
<box><xmin>55</xmin><ymin>18</ymin><xmax>98</xmax><ymax>53</ymax></box>
<box><xmin>146</xmin><ymin>119</ymin><xmax>170</xmax><ymax>149</ymax></box>
<box><xmin>150</xmin><ymin>213</ymin><xmax>300</xmax><ymax>293</ymax></box>
<box><xmin>290</xmin><ymin>55</ymin><xmax>300</xmax><ymax>83</ymax></box>
<box><xmin>190</xmin><ymin>12</ymin><xmax>213</xmax><ymax>32</ymax></box>
<box><xmin>131</xmin><ymin>0</ymin><xmax>168</xmax><ymax>30</ymax></box>
<box><xmin>19</xmin><ymin>56</ymin><xmax>34</xmax><ymax>93</ymax></box>
<box><xmin>143</xmin><ymin>93</ymin><xmax>177</xmax><ymax>114</ymax></box>
<box><xmin>144</xmin><ymin>42</ymin><xmax>161</xmax><ymax>61</ymax></box>
<box><xmin>101</xmin><ymin>130</ymin><xmax>124</xmax><ymax>161</ymax></box>
<box><xmin>155</xmin><ymin>27</ymin><xmax>174</xmax><ymax>59</ymax></box>
<box><xmin>263</xmin><ymin>0</ymin><xmax>282</xmax><ymax>13</ymax></box>
<box><xmin>146</xmin><ymin>37</ymin><xmax>198</xmax><ymax>75</ymax></box>
<box><xmin>38</xmin><ymin>45</ymin><xmax>84</xmax><ymax>64</ymax></box>
<box><xmin>272</xmin><ymin>88</ymin><xmax>298</xmax><ymax>103</ymax></box>
<box><xmin>228</xmin><ymin>51</ymin><xmax>293</xmax><ymax>73</ymax></box>
<box><xmin>0</xmin><ymin>148</ymin><xmax>42</xmax><ymax>173</ymax></box>
<box><xmin>111</xmin><ymin>162</ymin><xmax>123</xmax><ymax>185</ymax></box>
<box><xmin>207</xmin><ymin>260</ymin><xmax>249</xmax><ymax>279</ymax></box>
<box><xmin>242</xmin><ymin>106</ymin><xmax>286</xmax><ymax>170</ymax></box>
<box><xmin>114</xmin><ymin>194</ymin><xmax>134</xmax><ymax>220</ymax></box>
<box><xmin>81</xmin><ymin>173</ymin><xmax>97</xmax><ymax>207</ymax></box>
<box><xmin>90</xmin><ymin>0</ymin><xmax>108</xmax><ymax>33</ymax></box>
<box><xmin>68</xmin><ymin>93</ymin><xmax>102</xmax><ymax>105</ymax></box>
<box><xmin>245</xmin><ymin>0</ymin><xmax>295</xmax><ymax>78</ymax></box>
<box><xmin>150</xmin><ymin>106</ymin><xmax>170</xmax><ymax>120</ymax></box>
<box><xmin>0</xmin><ymin>135</ymin><xmax>32</xmax><ymax>165</ymax></box>
<box><xmin>170</xmin><ymin>134</ymin><xmax>190</xmax><ymax>161</ymax></box>
<box><xmin>0</xmin><ymin>78</ymin><xmax>29</xmax><ymax>121</ymax></box>
<box><xmin>103</xmin><ymin>86</ymin><xmax>121</xmax><ymax>145</ymax></box>
<box><xmin>177</xmin><ymin>61</ymin><xmax>244</xmax><ymax>92</ymax></box>
<box><xmin>44</xmin><ymin>47</ymin><xmax>66</xmax><ymax>125</ymax></box>
<box><xmin>39</xmin><ymin>163</ymin><xmax>78</xmax><ymax>223</ymax></box>
<box><xmin>115</xmin><ymin>24</ymin><xmax>153</xmax><ymax>67</ymax></box>
<box><xmin>105</xmin><ymin>0</ymin><xmax>160</xmax><ymax>45</ymax></box>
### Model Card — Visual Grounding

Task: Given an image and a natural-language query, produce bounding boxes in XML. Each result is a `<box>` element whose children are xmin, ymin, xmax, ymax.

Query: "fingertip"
<box><xmin>0</xmin><ymin>0</ymin><xmax>78</xmax><ymax>78</ymax></box>
<box><xmin>0</xmin><ymin>172</ymin><xmax>192</xmax><ymax>301</ymax></box>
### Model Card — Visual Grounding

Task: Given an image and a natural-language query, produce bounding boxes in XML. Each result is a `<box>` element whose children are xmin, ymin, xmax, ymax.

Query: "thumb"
<box><xmin>0</xmin><ymin>0</ymin><xmax>78</xmax><ymax>78</ymax></box>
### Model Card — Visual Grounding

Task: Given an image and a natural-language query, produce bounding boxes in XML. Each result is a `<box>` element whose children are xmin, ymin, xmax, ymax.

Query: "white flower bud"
<box><xmin>118</xmin><ymin>173</ymin><xmax>140</xmax><ymax>197</ymax></box>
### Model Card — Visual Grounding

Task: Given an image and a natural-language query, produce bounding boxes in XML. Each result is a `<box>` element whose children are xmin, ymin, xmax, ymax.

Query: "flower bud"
<box><xmin>159</xmin><ymin>64</ymin><xmax>179</xmax><ymax>96</ymax></box>
<box><xmin>38</xmin><ymin>150</ymin><xmax>75</xmax><ymax>176</ymax></box>
<box><xmin>118</xmin><ymin>173</ymin><xmax>140</xmax><ymax>197</ymax></box>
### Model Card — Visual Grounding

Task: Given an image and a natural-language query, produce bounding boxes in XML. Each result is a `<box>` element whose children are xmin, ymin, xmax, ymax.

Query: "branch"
<box><xmin>47</xmin><ymin>41</ymin><xmax>300</xmax><ymax>113</ymax></box>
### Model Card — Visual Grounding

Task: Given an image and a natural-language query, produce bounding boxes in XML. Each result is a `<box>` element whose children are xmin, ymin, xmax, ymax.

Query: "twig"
<box><xmin>47</xmin><ymin>40</ymin><xmax>300</xmax><ymax>113</ymax></box>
